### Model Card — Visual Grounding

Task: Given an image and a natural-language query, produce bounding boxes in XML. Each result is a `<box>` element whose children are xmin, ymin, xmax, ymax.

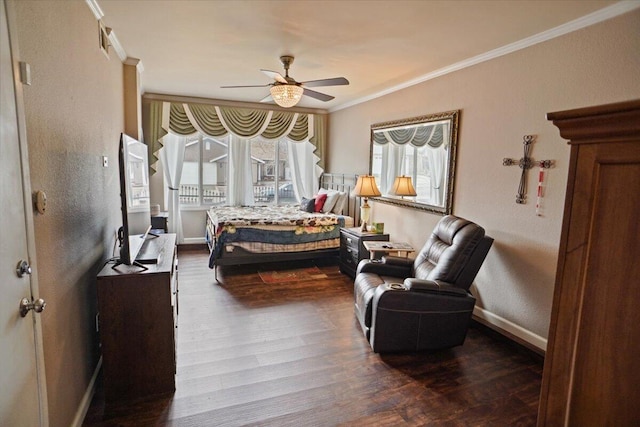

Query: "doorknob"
<box><xmin>19</xmin><ymin>297</ymin><xmax>46</xmax><ymax>317</ymax></box>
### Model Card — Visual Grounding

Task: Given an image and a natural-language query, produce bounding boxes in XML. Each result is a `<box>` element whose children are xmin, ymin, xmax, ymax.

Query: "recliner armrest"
<box><xmin>356</xmin><ymin>258</ymin><xmax>412</xmax><ymax>277</ymax></box>
<box><xmin>381</xmin><ymin>255</ymin><xmax>414</xmax><ymax>267</ymax></box>
<box><xmin>404</xmin><ymin>278</ymin><xmax>469</xmax><ymax>297</ymax></box>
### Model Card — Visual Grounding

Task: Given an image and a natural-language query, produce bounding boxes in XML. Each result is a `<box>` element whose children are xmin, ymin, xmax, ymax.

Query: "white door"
<box><xmin>0</xmin><ymin>0</ymin><xmax>48</xmax><ymax>425</ymax></box>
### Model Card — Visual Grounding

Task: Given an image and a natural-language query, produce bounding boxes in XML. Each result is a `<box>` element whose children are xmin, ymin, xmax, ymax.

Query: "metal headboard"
<box><xmin>320</xmin><ymin>173</ymin><xmax>360</xmax><ymax>225</ymax></box>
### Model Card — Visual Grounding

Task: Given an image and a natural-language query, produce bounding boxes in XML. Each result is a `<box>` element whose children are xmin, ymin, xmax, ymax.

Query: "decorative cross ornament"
<box><xmin>503</xmin><ymin>135</ymin><xmax>553</xmax><ymax>205</ymax></box>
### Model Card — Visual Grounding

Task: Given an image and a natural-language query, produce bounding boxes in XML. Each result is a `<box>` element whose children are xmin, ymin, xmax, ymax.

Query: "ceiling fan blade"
<box><xmin>300</xmin><ymin>77</ymin><xmax>349</xmax><ymax>88</ymax></box>
<box><xmin>261</xmin><ymin>69</ymin><xmax>287</xmax><ymax>84</ymax></box>
<box><xmin>220</xmin><ymin>84</ymin><xmax>271</xmax><ymax>88</ymax></box>
<box><xmin>259</xmin><ymin>94</ymin><xmax>273</xmax><ymax>103</ymax></box>
<box><xmin>303</xmin><ymin>88</ymin><xmax>334</xmax><ymax>102</ymax></box>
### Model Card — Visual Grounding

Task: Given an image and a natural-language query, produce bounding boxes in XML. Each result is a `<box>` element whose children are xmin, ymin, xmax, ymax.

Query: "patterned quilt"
<box><xmin>206</xmin><ymin>205</ymin><xmax>344</xmax><ymax>268</ymax></box>
<box><xmin>209</xmin><ymin>204</ymin><xmax>340</xmax><ymax>231</ymax></box>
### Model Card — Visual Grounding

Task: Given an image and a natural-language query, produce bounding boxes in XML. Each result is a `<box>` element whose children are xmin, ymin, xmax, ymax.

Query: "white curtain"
<box><xmin>287</xmin><ymin>138</ymin><xmax>320</xmax><ymax>201</ymax></box>
<box><xmin>424</xmin><ymin>125</ymin><xmax>449</xmax><ymax>205</ymax></box>
<box><xmin>426</xmin><ymin>145</ymin><xmax>447</xmax><ymax>205</ymax></box>
<box><xmin>380</xmin><ymin>140</ymin><xmax>406</xmax><ymax>194</ymax></box>
<box><xmin>159</xmin><ymin>133</ymin><xmax>186</xmax><ymax>243</ymax></box>
<box><xmin>227</xmin><ymin>135</ymin><xmax>255</xmax><ymax>206</ymax></box>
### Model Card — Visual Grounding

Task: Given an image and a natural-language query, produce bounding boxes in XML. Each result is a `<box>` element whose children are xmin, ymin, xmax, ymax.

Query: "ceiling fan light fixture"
<box><xmin>270</xmin><ymin>84</ymin><xmax>303</xmax><ymax>108</ymax></box>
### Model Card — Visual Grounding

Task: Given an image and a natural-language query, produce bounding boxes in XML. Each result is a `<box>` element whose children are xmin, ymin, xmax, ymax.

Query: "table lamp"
<box><xmin>390</xmin><ymin>175</ymin><xmax>417</xmax><ymax>199</ymax></box>
<box><xmin>353</xmin><ymin>175</ymin><xmax>381</xmax><ymax>231</ymax></box>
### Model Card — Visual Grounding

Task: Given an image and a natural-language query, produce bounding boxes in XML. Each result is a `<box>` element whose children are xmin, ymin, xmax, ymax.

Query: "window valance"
<box><xmin>143</xmin><ymin>100</ymin><xmax>326</xmax><ymax>173</ymax></box>
<box><xmin>372</xmin><ymin>123</ymin><xmax>445</xmax><ymax>148</ymax></box>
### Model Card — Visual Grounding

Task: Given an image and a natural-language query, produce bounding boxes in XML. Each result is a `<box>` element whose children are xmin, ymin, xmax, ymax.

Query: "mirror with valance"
<box><xmin>369</xmin><ymin>110</ymin><xmax>459</xmax><ymax>215</ymax></box>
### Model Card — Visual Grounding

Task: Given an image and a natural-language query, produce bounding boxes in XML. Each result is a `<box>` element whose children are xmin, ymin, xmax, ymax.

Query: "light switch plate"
<box><xmin>19</xmin><ymin>62</ymin><xmax>31</xmax><ymax>85</ymax></box>
<box><xmin>102</xmin><ymin>156</ymin><xmax>108</xmax><ymax>167</ymax></box>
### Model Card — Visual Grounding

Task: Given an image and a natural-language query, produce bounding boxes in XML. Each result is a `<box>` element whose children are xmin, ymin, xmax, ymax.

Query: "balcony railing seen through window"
<box><xmin>179</xmin><ymin>182</ymin><xmax>296</xmax><ymax>206</ymax></box>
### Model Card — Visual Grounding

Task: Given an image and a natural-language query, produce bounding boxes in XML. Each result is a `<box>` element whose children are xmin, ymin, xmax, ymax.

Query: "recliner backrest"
<box><xmin>413</xmin><ymin>215</ymin><xmax>487</xmax><ymax>288</ymax></box>
<box><xmin>455</xmin><ymin>235</ymin><xmax>494</xmax><ymax>289</ymax></box>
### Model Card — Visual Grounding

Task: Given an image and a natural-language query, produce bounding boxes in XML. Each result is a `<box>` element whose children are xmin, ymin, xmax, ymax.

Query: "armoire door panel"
<box><xmin>569</xmin><ymin>157</ymin><xmax>640</xmax><ymax>426</ymax></box>
<box><xmin>565</xmin><ymin>145</ymin><xmax>597</xmax><ymax>253</ymax></box>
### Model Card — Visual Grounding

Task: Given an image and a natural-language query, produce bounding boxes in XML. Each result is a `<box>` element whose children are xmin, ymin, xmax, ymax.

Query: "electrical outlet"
<box><xmin>102</xmin><ymin>156</ymin><xmax>108</xmax><ymax>167</ymax></box>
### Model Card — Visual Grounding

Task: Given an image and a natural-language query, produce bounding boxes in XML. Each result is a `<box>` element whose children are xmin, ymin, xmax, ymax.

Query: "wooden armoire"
<box><xmin>538</xmin><ymin>100</ymin><xmax>640</xmax><ymax>426</ymax></box>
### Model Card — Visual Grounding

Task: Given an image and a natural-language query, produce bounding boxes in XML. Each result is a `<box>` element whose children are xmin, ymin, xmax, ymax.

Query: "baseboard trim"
<box><xmin>177</xmin><ymin>242</ymin><xmax>208</xmax><ymax>253</ymax></box>
<box><xmin>473</xmin><ymin>306</ymin><xmax>547</xmax><ymax>355</ymax></box>
<box><xmin>182</xmin><ymin>237</ymin><xmax>206</xmax><ymax>245</ymax></box>
<box><xmin>71</xmin><ymin>356</ymin><xmax>102</xmax><ymax>427</ymax></box>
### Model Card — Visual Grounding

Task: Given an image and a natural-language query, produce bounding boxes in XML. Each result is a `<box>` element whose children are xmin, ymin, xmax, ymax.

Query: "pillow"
<box><xmin>314</xmin><ymin>193</ymin><xmax>327</xmax><ymax>212</ymax></box>
<box><xmin>318</xmin><ymin>188</ymin><xmax>341</xmax><ymax>213</ymax></box>
<box><xmin>332</xmin><ymin>191</ymin><xmax>348</xmax><ymax>215</ymax></box>
<box><xmin>300</xmin><ymin>197</ymin><xmax>315</xmax><ymax>213</ymax></box>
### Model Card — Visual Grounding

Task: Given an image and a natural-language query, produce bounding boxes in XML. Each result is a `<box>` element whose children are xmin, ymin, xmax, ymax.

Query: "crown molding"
<box><xmin>85</xmin><ymin>0</ymin><xmax>103</xmax><ymax>20</ymax></box>
<box><xmin>330</xmin><ymin>1</ymin><xmax>640</xmax><ymax>113</ymax></box>
<box><xmin>108</xmin><ymin>30</ymin><xmax>127</xmax><ymax>62</ymax></box>
<box><xmin>86</xmin><ymin>0</ymin><xmax>127</xmax><ymax>62</ymax></box>
<box><xmin>124</xmin><ymin>57</ymin><xmax>145</xmax><ymax>74</ymax></box>
<box><xmin>142</xmin><ymin>93</ymin><xmax>329</xmax><ymax>115</ymax></box>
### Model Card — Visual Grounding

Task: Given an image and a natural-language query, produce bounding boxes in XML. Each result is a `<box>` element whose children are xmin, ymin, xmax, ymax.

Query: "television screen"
<box><xmin>118</xmin><ymin>133</ymin><xmax>151</xmax><ymax>265</ymax></box>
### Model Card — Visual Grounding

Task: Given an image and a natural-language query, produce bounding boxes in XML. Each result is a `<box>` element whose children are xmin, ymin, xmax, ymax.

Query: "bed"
<box><xmin>206</xmin><ymin>173</ymin><xmax>358</xmax><ymax>280</ymax></box>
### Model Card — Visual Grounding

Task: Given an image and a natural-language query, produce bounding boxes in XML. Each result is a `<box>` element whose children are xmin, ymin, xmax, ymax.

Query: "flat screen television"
<box><xmin>117</xmin><ymin>133</ymin><xmax>152</xmax><ymax>266</ymax></box>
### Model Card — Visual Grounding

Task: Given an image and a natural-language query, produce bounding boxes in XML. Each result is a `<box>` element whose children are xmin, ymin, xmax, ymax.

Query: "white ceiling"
<box><xmin>96</xmin><ymin>0</ymin><xmax>626</xmax><ymax>111</ymax></box>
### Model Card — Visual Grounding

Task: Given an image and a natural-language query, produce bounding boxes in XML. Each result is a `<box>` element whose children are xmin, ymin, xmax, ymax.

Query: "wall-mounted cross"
<box><xmin>503</xmin><ymin>135</ymin><xmax>554</xmax><ymax>204</ymax></box>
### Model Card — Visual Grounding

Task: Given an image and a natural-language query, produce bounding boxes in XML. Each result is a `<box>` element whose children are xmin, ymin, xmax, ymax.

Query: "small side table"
<box><xmin>363</xmin><ymin>241</ymin><xmax>415</xmax><ymax>259</ymax></box>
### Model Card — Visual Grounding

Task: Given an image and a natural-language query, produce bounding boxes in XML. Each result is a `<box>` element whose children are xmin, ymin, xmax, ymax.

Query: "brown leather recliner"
<box><xmin>354</xmin><ymin>215</ymin><xmax>493</xmax><ymax>353</ymax></box>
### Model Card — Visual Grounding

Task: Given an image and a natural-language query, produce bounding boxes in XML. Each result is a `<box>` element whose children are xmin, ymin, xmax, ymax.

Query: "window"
<box><xmin>371</xmin><ymin>142</ymin><xmax>430</xmax><ymax>199</ymax></box>
<box><xmin>178</xmin><ymin>134</ymin><xmax>229</xmax><ymax>206</ymax></box>
<box><xmin>177</xmin><ymin>133</ymin><xmax>296</xmax><ymax>207</ymax></box>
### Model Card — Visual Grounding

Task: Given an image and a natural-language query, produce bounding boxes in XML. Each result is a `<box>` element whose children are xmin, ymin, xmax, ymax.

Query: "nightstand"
<box><xmin>339</xmin><ymin>227</ymin><xmax>389</xmax><ymax>279</ymax></box>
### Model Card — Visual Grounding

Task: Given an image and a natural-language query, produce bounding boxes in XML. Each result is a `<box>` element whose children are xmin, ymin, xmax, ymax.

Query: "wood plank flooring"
<box><xmin>83</xmin><ymin>250</ymin><xmax>543</xmax><ymax>426</ymax></box>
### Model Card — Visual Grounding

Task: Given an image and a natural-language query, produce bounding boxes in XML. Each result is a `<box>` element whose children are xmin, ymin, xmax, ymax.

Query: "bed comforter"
<box><xmin>206</xmin><ymin>205</ymin><xmax>345</xmax><ymax>268</ymax></box>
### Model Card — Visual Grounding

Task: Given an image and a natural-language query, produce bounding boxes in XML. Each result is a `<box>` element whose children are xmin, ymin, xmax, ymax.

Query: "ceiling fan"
<box><xmin>221</xmin><ymin>55</ymin><xmax>349</xmax><ymax>108</ymax></box>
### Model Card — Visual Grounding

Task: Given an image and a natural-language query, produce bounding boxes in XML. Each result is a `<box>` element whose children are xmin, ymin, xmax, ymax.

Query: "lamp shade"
<box><xmin>270</xmin><ymin>84</ymin><xmax>304</xmax><ymax>108</ymax></box>
<box><xmin>390</xmin><ymin>175</ymin><xmax>417</xmax><ymax>197</ymax></box>
<box><xmin>353</xmin><ymin>175</ymin><xmax>381</xmax><ymax>198</ymax></box>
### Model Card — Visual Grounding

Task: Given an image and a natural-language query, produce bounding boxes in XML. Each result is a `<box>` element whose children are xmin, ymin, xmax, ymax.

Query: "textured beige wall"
<box><xmin>14</xmin><ymin>1</ymin><xmax>124</xmax><ymax>426</ymax></box>
<box><xmin>329</xmin><ymin>9</ymin><xmax>640</xmax><ymax>347</ymax></box>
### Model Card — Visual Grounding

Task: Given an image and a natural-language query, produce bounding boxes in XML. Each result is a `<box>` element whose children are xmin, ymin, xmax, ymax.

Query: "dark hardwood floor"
<box><xmin>83</xmin><ymin>250</ymin><xmax>543</xmax><ymax>426</ymax></box>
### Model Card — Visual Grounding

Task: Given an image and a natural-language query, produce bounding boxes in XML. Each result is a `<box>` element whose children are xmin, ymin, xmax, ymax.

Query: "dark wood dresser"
<box><xmin>97</xmin><ymin>233</ymin><xmax>178</xmax><ymax>402</ymax></box>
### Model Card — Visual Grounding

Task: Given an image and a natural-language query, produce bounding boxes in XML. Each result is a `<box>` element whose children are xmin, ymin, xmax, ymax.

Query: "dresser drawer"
<box><xmin>341</xmin><ymin>248</ymin><xmax>359</xmax><ymax>270</ymax></box>
<box><xmin>341</xmin><ymin>232</ymin><xmax>359</xmax><ymax>252</ymax></box>
<box><xmin>339</xmin><ymin>228</ymin><xmax>389</xmax><ymax>279</ymax></box>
